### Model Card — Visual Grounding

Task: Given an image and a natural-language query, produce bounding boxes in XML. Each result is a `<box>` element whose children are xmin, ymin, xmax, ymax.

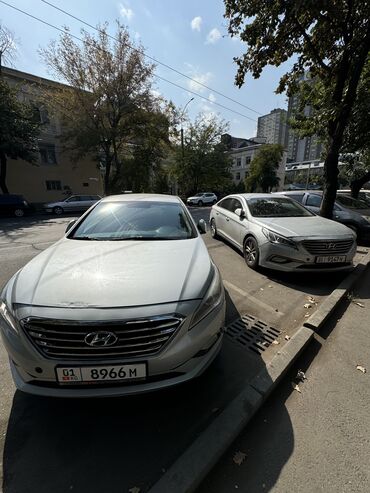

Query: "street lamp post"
<box><xmin>180</xmin><ymin>97</ymin><xmax>194</xmax><ymax>158</ymax></box>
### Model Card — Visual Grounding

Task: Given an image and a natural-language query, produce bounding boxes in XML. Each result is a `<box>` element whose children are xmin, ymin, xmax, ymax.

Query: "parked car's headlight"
<box><xmin>262</xmin><ymin>228</ymin><xmax>298</xmax><ymax>249</ymax></box>
<box><xmin>0</xmin><ymin>299</ymin><xmax>18</xmax><ymax>333</ymax></box>
<box><xmin>190</xmin><ymin>266</ymin><xmax>224</xmax><ymax>329</ymax></box>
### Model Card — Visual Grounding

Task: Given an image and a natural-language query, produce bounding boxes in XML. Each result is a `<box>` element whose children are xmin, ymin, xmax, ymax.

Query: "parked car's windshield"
<box><xmin>70</xmin><ymin>200</ymin><xmax>197</xmax><ymax>240</ymax></box>
<box><xmin>247</xmin><ymin>197</ymin><xmax>314</xmax><ymax>217</ymax></box>
<box><xmin>336</xmin><ymin>194</ymin><xmax>370</xmax><ymax>209</ymax></box>
<box><xmin>195</xmin><ymin>193</ymin><xmax>204</xmax><ymax>197</ymax></box>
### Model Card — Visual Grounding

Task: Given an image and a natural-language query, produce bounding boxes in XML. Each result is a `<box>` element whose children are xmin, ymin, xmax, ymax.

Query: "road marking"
<box><xmin>223</xmin><ymin>280</ymin><xmax>284</xmax><ymax>317</ymax></box>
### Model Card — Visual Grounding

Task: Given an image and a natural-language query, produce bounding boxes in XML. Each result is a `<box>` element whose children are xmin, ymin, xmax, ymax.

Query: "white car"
<box><xmin>43</xmin><ymin>194</ymin><xmax>101</xmax><ymax>215</ymax></box>
<box><xmin>209</xmin><ymin>193</ymin><xmax>356</xmax><ymax>272</ymax></box>
<box><xmin>187</xmin><ymin>193</ymin><xmax>217</xmax><ymax>207</ymax></box>
<box><xmin>0</xmin><ymin>194</ymin><xmax>225</xmax><ymax>397</ymax></box>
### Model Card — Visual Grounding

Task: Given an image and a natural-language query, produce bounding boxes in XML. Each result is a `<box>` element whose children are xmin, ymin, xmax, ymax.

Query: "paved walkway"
<box><xmin>198</xmin><ymin>266</ymin><xmax>370</xmax><ymax>493</ymax></box>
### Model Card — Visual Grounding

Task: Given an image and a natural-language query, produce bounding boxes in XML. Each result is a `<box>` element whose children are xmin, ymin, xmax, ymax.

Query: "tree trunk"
<box><xmin>321</xmin><ymin>149</ymin><xmax>339</xmax><ymax>218</ymax></box>
<box><xmin>351</xmin><ymin>171</ymin><xmax>370</xmax><ymax>198</ymax></box>
<box><xmin>0</xmin><ymin>152</ymin><xmax>9</xmax><ymax>194</ymax></box>
<box><xmin>104</xmin><ymin>158</ymin><xmax>111</xmax><ymax>196</ymax></box>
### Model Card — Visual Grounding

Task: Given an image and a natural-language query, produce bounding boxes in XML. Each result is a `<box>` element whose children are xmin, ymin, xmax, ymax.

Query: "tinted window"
<box><xmin>229</xmin><ymin>198</ymin><xmax>243</xmax><ymax>214</ymax></box>
<box><xmin>247</xmin><ymin>197</ymin><xmax>313</xmax><ymax>217</ymax></box>
<box><xmin>336</xmin><ymin>195</ymin><xmax>369</xmax><ymax>209</ymax></box>
<box><xmin>205</xmin><ymin>193</ymin><xmax>213</xmax><ymax>197</ymax></box>
<box><xmin>286</xmin><ymin>193</ymin><xmax>304</xmax><ymax>203</ymax></box>
<box><xmin>218</xmin><ymin>198</ymin><xmax>233</xmax><ymax>211</ymax></box>
<box><xmin>70</xmin><ymin>201</ymin><xmax>196</xmax><ymax>240</ymax></box>
<box><xmin>306</xmin><ymin>194</ymin><xmax>322</xmax><ymax>207</ymax></box>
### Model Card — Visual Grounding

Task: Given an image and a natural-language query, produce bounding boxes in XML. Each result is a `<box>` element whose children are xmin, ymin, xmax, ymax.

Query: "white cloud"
<box><xmin>191</xmin><ymin>16</ymin><xmax>202</xmax><ymax>32</ymax></box>
<box><xmin>206</xmin><ymin>28</ymin><xmax>222</xmax><ymax>44</ymax></box>
<box><xmin>134</xmin><ymin>31</ymin><xmax>140</xmax><ymax>40</ymax></box>
<box><xmin>209</xmin><ymin>93</ymin><xmax>216</xmax><ymax>103</ymax></box>
<box><xmin>185</xmin><ymin>63</ymin><xmax>213</xmax><ymax>93</ymax></box>
<box><xmin>119</xmin><ymin>2</ymin><xmax>134</xmax><ymax>21</ymax></box>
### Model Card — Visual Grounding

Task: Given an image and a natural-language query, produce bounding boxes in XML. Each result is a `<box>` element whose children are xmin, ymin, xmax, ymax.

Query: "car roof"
<box><xmin>235</xmin><ymin>193</ymin><xmax>285</xmax><ymax>200</ymax></box>
<box><xmin>101</xmin><ymin>193</ymin><xmax>180</xmax><ymax>203</ymax></box>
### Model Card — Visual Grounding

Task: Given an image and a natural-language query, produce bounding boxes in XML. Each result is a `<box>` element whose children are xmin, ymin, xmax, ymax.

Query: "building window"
<box><xmin>83</xmin><ymin>182</ymin><xmax>89</xmax><ymax>187</ymax></box>
<box><xmin>236</xmin><ymin>157</ymin><xmax>241</xmax><ymax>167</ymax></box>
<box><xmin>236</xmin><ymin>172</ymin><xmax>241</xmax><ymax>180</ymax></box>
<box><xmin>46</xmin><ymin>180</ymin><xmax>62</xmax><ymax>191</ymax></box>
<box><xmin>39</xmin><ymin>144</ymin><xmax>57</xmax><ymax>165</ymax></box>
<box><xmin>245</xmin><ymin>156</ymin><xmax>251</xmax><ymax>165</ymax></box>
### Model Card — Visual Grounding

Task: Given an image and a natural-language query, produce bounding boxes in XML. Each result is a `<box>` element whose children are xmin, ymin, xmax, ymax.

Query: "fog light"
<box><xmin>270</xmin><ymin>256</ymin><xmax>291</xmax><ymax>264</ymax></box>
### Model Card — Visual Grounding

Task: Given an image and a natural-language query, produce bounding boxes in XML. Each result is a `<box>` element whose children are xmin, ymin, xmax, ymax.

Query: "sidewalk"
<box><xmin>198</xmin><ymin>266</ymin><xmax>370</xmax><ymax>493</ymax></box>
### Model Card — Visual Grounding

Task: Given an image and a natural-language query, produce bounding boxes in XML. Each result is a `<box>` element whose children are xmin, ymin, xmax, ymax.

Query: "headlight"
<box><xmin>190</xmin><ymin>265</ymin><xmax>224</xmax><ymax>329</ymax></box>
<box><xmin>0</xmin><ymin>299</ymin><xmax>19</xmax><ymax>333</ymax></box>
<box><xmin>262</xmin><ymin>227</ymin><xmax>298</xmax><ymax>249</ymax></box>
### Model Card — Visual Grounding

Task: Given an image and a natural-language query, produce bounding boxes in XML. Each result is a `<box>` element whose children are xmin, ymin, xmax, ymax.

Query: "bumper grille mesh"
<box><xmin>302</xmin><ymin>239</ymin><xmax>354</xmax><ymax>255</ymax></box>
<box><xmin>21</xmin><ymin>316</ymin><xmax>183</xmax><ymax>360</ymax></box>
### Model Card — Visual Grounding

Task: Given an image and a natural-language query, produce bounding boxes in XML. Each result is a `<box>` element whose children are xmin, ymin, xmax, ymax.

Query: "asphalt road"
<box><xmin>0</xmin><ymin>210</ymin><xmax>368</xmax><ymax>493</ymax></box>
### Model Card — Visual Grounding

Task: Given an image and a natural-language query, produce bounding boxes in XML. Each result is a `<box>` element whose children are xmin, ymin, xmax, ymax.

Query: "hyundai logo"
<box><xmin>84</xmin><ymin>331</ymin><xmax>118</xmax><ymax>347</ymax></box>
<box><xmin>325</xmin><ymin>243</ymin><xmax>337</xmax><ymax>250</ymax></box>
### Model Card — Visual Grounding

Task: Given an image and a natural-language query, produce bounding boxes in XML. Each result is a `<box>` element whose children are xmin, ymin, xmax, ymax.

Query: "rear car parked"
<box><xmin>277</xmin><ymin>191</ymin><xmax>370</xmax><ymax>241</ymax></box>
<box><xmin>210</xmin><ymin>193</ymin><xmax>356</xmax><ymax>272</ymax></box>
<box><xmin>0</xmin><ymin>194</ymin><xmax>32</xmax><ymax>217</ymax></box>
<box><xmin>43</xmin><ymin>194</ymin><xmax>101</xmax><ymax>215</ymax></box>
<box><xmin>187</xmin><ymin>193</ymin><xmax>217</xmax><ymax>207</ymax></box>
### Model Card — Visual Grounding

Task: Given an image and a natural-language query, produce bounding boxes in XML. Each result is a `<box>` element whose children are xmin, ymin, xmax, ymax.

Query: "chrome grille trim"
<box><xmin>21</xmin><ymin>315</ymin><xmax>184</xmax><ymax>360</ymax></box>
<box><xmin>302</xmin><ymin>239</ymin><xmax>354</xmax><ymax>256</ymax></box>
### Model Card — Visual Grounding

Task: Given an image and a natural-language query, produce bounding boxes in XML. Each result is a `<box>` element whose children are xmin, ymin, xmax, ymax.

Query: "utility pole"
<box><xmin>180</xmin><ymin>97</ymin><xmax>194</xmax><ymax>158</ymax></box>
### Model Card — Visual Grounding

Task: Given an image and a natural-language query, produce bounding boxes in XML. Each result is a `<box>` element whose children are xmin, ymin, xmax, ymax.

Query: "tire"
<box><xmin>14</xmin><ymin>208</ymin><xmax>25</xmax><ymax>217</ymax></box>
<box><xmin>243</xmin><ymin>236</ymin><xmax>259</xmax><ymax>270</ymax></box>
<box><xmin>210</xmin><ymin>219</ymin><xmax>219</xmax><ymax>239</ymax></box>
<box><xmin>198</xmin><ymin>200</ymin><xmax>203</xmax><ymax>207</ymax></box>
<box><xmin>53</xmin><ymin>206</ymin><xmax>64</xmax><ymax>215</ymax></box>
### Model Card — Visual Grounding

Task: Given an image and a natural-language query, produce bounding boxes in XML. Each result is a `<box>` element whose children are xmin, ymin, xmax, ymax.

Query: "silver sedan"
<box><xmin>0</xmin><ymin>194</ymin><xmax>225</xmax><ymax>397</ymax></box>
<box><xmin>209</xmin><ymin>194</ymin><xmax>356</xmax><ymax>272</ymax></box>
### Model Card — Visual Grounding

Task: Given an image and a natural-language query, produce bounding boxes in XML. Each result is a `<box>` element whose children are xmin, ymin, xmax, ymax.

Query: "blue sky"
<box><xmin>1</xmin><ymin>0</ymin><xmax>290</xmax><ymax>138</ymax></box>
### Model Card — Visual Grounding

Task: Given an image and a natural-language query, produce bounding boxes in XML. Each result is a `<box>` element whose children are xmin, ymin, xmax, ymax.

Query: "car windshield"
<box><xmin>247</xmin><ymin>197</ymin><xmax>314</xmax><ymax>217</ymax></box>
<box><xmin>70</xmin><ymin>200</ymin><xmax>197</xmax><ymax>240</ymax></box>
<box><xmin>194</xmin><ymin>193</ymin><xmax>204</xmax><ymax>197</ymax></box>
<box><xmin>336</xmin><ymin>194</ymin><xmax>370</xmax><ymax>209</ymax></box>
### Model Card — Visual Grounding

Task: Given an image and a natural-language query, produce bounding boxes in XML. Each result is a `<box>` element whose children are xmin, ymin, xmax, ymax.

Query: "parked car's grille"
<box><xmin>21</xmin><ymin>316</ymin><xmax>183</xmax><ymax>360</ymax></box>
<box><xmin>302</xmin><ymin>239</ymin><xmax>354</xmax><ymax>255</ymax></box>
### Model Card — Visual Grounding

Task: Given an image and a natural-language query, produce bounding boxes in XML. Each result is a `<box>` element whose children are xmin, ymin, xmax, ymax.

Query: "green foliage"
<box><xmin>0</xmin><ymin>79</ymin><xmax>40</xmax><ymax>193</ymax></box>
<box><xmin>224</xmin><ymin>0</ymin><xmax>370</xmax><ymax>217</ymax></box>
<box><xmin>245</xmin><ymin>144</ymin><xmax>283</xmax><ymax>192</ymax></box>
<box><xmin>172</xmin><ymin>114</ymin><xmax>232</xmax><ymax>195</ymax></box>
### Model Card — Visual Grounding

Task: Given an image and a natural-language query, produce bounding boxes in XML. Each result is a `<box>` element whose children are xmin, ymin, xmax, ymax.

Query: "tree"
<box><xmin>0</xmin><ymin>23</ymin><xmax>17</xmax><ymax>73</ymax></box>
<box><xmin>40</xmin><ymin>23</ymin><xmax>166</xmax><ymax>194</ymax></box>
<box><xmin>171</xmin><ymin>114</ymin><xmax>232</xmax><ymax>196</ymax></box>
<box><xmin>225</xmin><ymin>1</ymin><xmax>370</xmax><ymax>218</ymax></box>
<box><xmin>0</xmin><ymin>80</ymin><xmax>40</xmax><ymax>194</ymax></box>
<box><xmin>245</xmin><ymin>144</ymin><xmax>283</xmax><ymax>192</ymax></box>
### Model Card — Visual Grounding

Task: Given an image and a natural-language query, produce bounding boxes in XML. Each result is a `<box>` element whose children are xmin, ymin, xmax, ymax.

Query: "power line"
<box><xmin>0</xmin><ymin>0</ymin><xmax>258</xmax><ymax>122</ymax></box>
<box><xmin>40</xmin><ymin>0</ymin><xmax>262</xmax><ymax>116</ymax></box>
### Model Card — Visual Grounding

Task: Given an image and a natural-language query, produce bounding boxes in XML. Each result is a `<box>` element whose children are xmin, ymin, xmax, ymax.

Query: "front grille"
<box><xmin>302</xmin><ymin>239</ymin><xmax>354</xmax><ymax>255</ymax></box>
<box><xmin>21</xmin><ymin>316</ymin><xmax>183</xmax><ymax>360</ymax></box>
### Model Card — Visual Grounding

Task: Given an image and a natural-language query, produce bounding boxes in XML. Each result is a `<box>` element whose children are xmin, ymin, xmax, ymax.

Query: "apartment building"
<box><xmin>257</xmin><ymin>108</ymin><xmax>288</xmax><ymax>147</ymax></box>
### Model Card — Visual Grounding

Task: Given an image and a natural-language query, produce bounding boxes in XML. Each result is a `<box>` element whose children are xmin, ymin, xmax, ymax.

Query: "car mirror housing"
<box><xmin>197</xmin><ymin>219</ymin><xmax>207</xmax><ymax>234</ymax></box>
<box><xmin>235</xmin><ymin>208</ymin><xmax>246</xmax><ymax>218</ymax></box>
<box><xmin>65</xmin><ymin>219</ymin><xmax>77</xmax><ymax>233</ymax></box>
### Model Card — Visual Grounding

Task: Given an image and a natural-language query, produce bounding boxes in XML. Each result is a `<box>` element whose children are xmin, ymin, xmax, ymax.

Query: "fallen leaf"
<box><xmin>305</xmin><ymin>313</ymin><xmax>310</xmax><ymax>318</ymax></box>
<box><xmin>297</xmin><ymin>370</ymin><xmax>307</xmax><ymax>381</ymax></box>
<box><xmin>353</xmin><ymin>301</ymin><xmax>365</xmax><ymax>308</ymax></box>
<box><xmin>356</xmin><ymin>365</ymin><xmax>366</xmax><ymax>374</ymax></box>
<box><xmin>284</xmin><ymin>335</ymin><xmax>291</xmax><ymax>341</ymax></box>
<box><xmin>260</xmin><ymin>288</ymin><xmax>264</xmax><ymax>291</ymax></box>
<box><xmin>272</xmin><ymin>340</ymin><xmax>280</xmax><ymax>345</ymax></box>
<box><xmin>303</xmin><ymin>303</ymin><xmax>312</xmax><ymax>309</ymax></box>
<box><xmin>308</xmin><ymin>296</ymin><xmax>316</xmax><ymax>304</ymax></box>
<box><xmin>292</xmin><ymin>383</ymin><xmax>301</xmax><ymax>393</ymax></box>
<box><xmin>129</xmin><ymin>488</ymin><xmax>141</xmax><ymax>493</ymax></box>
<box><xmin>268</xmin><ymin>285</ymin><xmax>273</xmax><ymax>288</ymax></box>
<box><xmin>233</xmin><ymin>451</ymin><xmax>247</xmax><ymax>466</ymax></box>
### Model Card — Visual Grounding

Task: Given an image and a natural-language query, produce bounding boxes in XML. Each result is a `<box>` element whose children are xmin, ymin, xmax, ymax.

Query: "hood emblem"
<box><xmin>84</xmin><ymin>331</ymin><xmax>118</xmax><ymax>347</ymax></box>
<box><xmin>325</xmin><ymin>243</ymin><xmax>337</xmax><ymax>250</ymax></box>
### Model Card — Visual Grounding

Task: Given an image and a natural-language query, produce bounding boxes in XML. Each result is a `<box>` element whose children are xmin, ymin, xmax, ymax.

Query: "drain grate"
<box><xmin>225</xmin><ymin>314</ymin><xmax>281</xmax><ymax>355</ymax></box>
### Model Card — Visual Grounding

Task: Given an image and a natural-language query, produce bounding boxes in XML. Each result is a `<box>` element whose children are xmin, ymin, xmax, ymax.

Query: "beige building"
<box><xmin>2</xmin><ymin>67</ymin><xmax>104</xmax><ymax>203</ymax></box>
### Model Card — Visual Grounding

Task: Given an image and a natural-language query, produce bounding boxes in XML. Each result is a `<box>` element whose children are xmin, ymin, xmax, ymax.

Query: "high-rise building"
<box><xmin>257</xmin><ymin>108</ymin><xmax>288</xmax><ymax>146</ymax></box>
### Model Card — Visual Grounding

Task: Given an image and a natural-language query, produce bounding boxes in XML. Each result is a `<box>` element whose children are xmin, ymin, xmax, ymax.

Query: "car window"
<box><xmin>65</xmin><ymin>196</ymin><xmax>78</xmax><ymax>202</ymax></box>
<box><xmin>286</xmin><ymin>193</ymin><xmax>304</xmax><ymax>203</ymax></box>
<box><xmin>306</xmin><ymin>194</ymin><xmax>322</xmax><ymax>207</ymax></box>
<box><xmin>205</xmin><ymin>193</ymin><xmax>213</xmax><ymax>197</ymax></box>
<box><xmin>336</xmin><ymin>195</ymin><xmax>369</xmax><ymax>209</ymax></box>
<box><xmin>217</xmin><ymin>198</ymin><xmax>233</xmax><ymax>211</ymax></box>
<box><xmin>247</xmin><ymin>197</ymin><xmax>313</xmax><ymax>217</ymax></box>
<box><xmin>229</xmin><ymin>198</ymin><xmax>243</xmax><ymax>214</ymax></box>
<box><xmin>70</xmin><ymin>201</ymin><xmax>197</xmax><ymax>240</ymax></box>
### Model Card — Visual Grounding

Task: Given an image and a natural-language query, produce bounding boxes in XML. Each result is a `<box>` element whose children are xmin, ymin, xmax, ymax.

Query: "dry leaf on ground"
<box><xmin>233</xmin><ymin>451</ymin><xmax>247</xmax><ymax>466</ymax></box>
<box><xmin>284</xmin><ymin>335</ymin><xmax>291</xmax><ymax>341</ymax></box>
<box><xmin>303</xmin><ymin>303</ymin><xmax>312</xmax><ymax>309</ymax></box>
<box><xmin>292</xmin><ymin>383</ymin><xmax>302</xmax><ymax>393</ymax></box>
<box><xmin>272</xmin><ymin>340</ymin><xmax>280</xmax><ymax>345</ymax></box>
<box><xmin>297</xmin><ymin>370</ymin><xmax>307</xmax><ymax>381</ymax></box>
<box><xmin>353</xmin><ymin>301</ymin><xmax>365</xmax><ymax>308</ymax></box>
<box><xmin>356</xmin><ymin>365</ymin><xmax>366</xmax><ymax>374</ymax></box>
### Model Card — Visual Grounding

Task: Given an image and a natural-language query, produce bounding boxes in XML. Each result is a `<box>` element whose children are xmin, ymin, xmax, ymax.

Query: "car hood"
<box><xmin>13</xmin><ymin>237</ymin><xmax>211</xmax><ymax>308</ymax></box>
<box><xmin>255</xmin><ymin>216</ymin><xmax>355</xmax><ymax>238</ymax></box>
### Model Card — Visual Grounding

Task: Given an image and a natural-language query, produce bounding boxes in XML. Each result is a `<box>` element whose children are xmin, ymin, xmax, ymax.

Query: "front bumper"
<box><xmin>258</xmin><ymin>239</ymin><xmax>356</xmax><ymax>272</ymax></box>
<box><xmin>1</xmin><ymin>299</ymin><xmax>225</xmax><ymax>398</ymax></box>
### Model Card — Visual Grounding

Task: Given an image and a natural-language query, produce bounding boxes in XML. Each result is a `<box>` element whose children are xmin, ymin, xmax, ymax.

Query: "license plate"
<box><xmin>56</xmin><ymin>364</ymin><xmax>146</xmax><ymax>383</ymax></box>
<box><xmin>316</xmin><ymin>255</ymin><xmax>346</xmax><ymax>263</ymax></box>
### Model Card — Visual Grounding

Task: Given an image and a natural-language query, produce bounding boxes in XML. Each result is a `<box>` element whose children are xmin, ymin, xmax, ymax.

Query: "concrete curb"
<box><xmin>149</xmin><ymin>326</ymin><xmax>314</xmax><ymax>493</ymax></box>
<box><xmin>303</xmin><ymin>251</ymin><xmax>370</xmax><ymax>331</ymax></box>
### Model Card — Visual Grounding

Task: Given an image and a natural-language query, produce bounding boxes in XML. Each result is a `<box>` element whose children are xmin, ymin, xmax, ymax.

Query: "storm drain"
<box><xmin>225</xmin><ymin>314</ymin><xmax>281</xmax><ymax>355</ymax></box>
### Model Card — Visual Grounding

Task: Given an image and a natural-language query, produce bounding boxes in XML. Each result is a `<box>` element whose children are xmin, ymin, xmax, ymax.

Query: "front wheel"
<box><xmin>14</xmin><ymin>208</ymin><xmax>25</xmax><ymax>217</ymax></box>
<box><xmin>243</xmin><ymin>236</ymin><xmax>259</xmax><ymax>270</ymax></box>
<box><xmin>198</xmin><ymin>200</ymin><xmax>203</xmax><ymax>207</ymax></box>
<box><xmin>210</xmin><ymin>219</ymin><xmax>219</xmax><ymax>239</ymax></box>
<box><xmin>53</xmin><ymin>206</ymin><xmax>64</xmax><ymax>215</ymax></box>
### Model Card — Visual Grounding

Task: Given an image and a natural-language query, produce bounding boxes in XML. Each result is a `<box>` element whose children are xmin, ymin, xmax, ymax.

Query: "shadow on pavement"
<box><xmin>2</xmin><ymin>291</ymin><xmax>294</xmax><ymax>493</ymax></box>
<box><xmin>0</xmin><ymin>215</ymin><xmax>78</xmax><ymax>241</ymax></box>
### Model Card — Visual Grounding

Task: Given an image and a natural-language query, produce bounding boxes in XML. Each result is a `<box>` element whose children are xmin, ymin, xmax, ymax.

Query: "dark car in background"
<box><xmin>0</xmin><ymin>194</ymin><xmax>32</xmax><ymax>217</ymax></box>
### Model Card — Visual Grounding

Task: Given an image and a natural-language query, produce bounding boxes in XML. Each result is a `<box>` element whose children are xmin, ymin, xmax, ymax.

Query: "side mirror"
<box><xmin>65</xmin><ymin>219</ymin><xmax>77</xmax><ymax>233</ymax></box>
<box><xmin>235</xmin><ymin>208</ymin><xmax>246</xmax><ymax>218</ymax></box>
<box><xmin>197</xmin><ymin>219</ymin><xmax>207</xmax><ymax>234</ymax></box>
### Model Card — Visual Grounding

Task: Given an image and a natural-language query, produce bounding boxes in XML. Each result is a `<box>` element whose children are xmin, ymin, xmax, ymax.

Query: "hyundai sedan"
<box><xmin>210</xmin><ymin>194</ymin><xmax>356</xmax><ymax>272</ymax></box>
<box><xmin>0</xmin><ymin>194</ymin><xmax>225</xmax><ymax>397</ymax></box>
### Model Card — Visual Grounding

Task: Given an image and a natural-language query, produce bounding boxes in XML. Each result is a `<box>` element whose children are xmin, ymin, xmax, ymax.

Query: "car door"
<box><xmin>213</xmin><ymin>198</ymin><xmax>233</xmax><ymax>238</ymax></box>
<box><xmin>63</xmin><ymin>196</ymin><xmax>81</xmax><ymax>212</ymax></box>
<box><xmin>222</xmin><ymin>197</ymin><xmax>247</xmax><ymax>249</ymax></box>
<box><xmin>303</xmin><ymin>193</ymin><xmax>322</xmax><ymax>214</ymax></box>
